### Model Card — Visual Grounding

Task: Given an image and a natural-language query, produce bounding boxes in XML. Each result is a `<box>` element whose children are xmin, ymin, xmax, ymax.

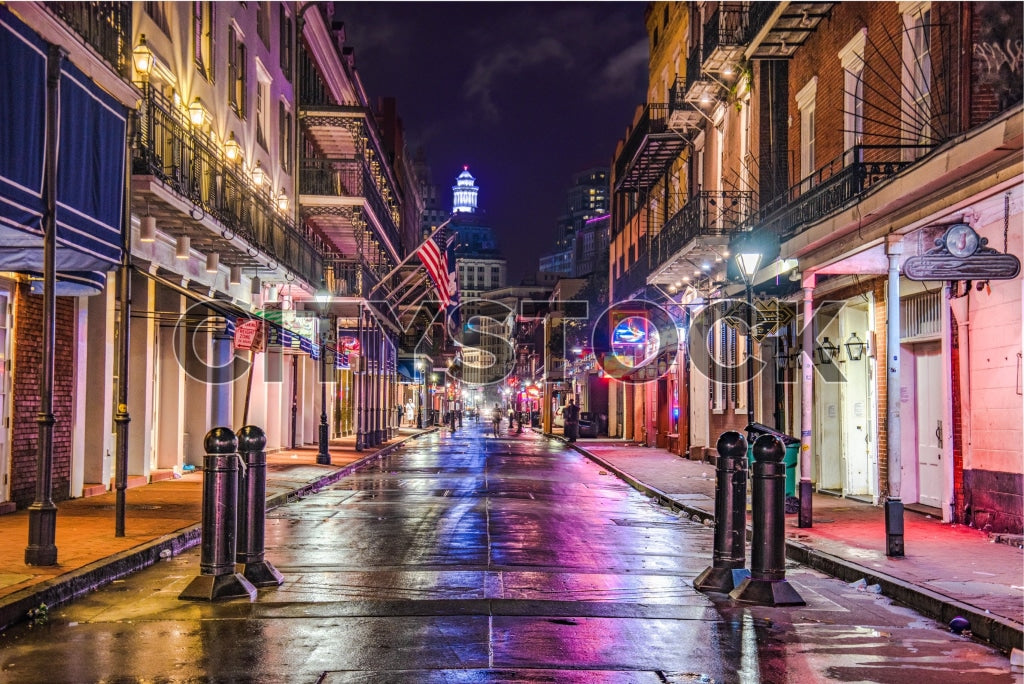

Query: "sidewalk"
<box><xmin>0</xmin><ymin>427</ymin><xmax>433</xmax><ymax>632</ymax></box>
<box><xmin>553</xmin><ymin>434</ymin><xmax>1024</xmax><ymax>654</ymax></box>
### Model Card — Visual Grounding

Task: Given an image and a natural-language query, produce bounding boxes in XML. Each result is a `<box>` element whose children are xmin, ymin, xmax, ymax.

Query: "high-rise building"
<box><xmin>556</xmin><ymin>167</ymin><xmax>609</xmax><ymax>250</ymax></box>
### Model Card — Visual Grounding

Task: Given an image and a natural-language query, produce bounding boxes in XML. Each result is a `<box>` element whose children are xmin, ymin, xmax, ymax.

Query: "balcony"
<box><xmin>613</xmin><ymin>248</ymin><xmax>651</xmax><ymax>300</ymax></box>
<box><xmin>133</xmin><ymin>87</ymin><xmax>326</xmax><ymax>286</ymax></box>
<box><xmin>682</xmin><ymin>44</ymin><xmax>721</xmax><ymax>108</ymax></box>
<box><xmin>299</xmin><ymin>156</ymin><xmax>402</xmax><ymax>277</ymax></box>
<box><xmin>702</xmin><ymin>4</ymin><xmax>750</xmax><ymax>74</ymax></box>
<box><xmin>613</xmin><ymin>104</ymin><xmax>689</xmax><ymax>194</ymax></box>
<box><xmin>746</xmin><ymin>2</ymin><xmax>834</xmax><ymax>59</ymax></box>
<box><xmin>668</xmin><ymin>78</ymin><xmax>705</xmax><ymax>132</ymax></box>
<box><xmin>45</xmin><ymin>1</ymin><xmax>131</xmax><ymax>77</ymax></box>
<box><xmin>748</xmin><ymin>145</ymin><xmax>924</xmax><ymax>240</ymax></box>
<box><xmin>647</xmin><ymin>191</ymin><xmax>750</xmax><ymax>288</ymax></box>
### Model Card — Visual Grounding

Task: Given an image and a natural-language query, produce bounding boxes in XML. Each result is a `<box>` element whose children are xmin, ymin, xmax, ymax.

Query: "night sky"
<box><xmin>333</xmin><ymin>2</ymin><xmax>650</xmax><ymax>281</ymax></box>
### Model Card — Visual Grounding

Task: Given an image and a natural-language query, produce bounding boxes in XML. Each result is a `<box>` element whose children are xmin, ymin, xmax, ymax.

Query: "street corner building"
<box><xmin>0</xmin><ymin>2</ymin><xmax>447</xmax><ymax>516</ymax></box>
<box><xmin>603</xmin><ymin>1</ymin><xmax>1023</xmax><ymax>534</ymax></box>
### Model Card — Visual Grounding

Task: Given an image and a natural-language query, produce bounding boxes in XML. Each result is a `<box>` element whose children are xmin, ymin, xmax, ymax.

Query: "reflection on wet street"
<box><xmin>0</xmin><ymin>427</ymin><xmax>1017</xmax><ymax>682</ymax></box>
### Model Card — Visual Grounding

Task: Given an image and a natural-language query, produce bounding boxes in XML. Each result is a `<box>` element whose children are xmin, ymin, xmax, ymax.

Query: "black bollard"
<box><xmin>694</xmin><ymin>431</ymin><xmax>751</xmax><ymax>593</ymax></box>
<box><xmin>179</xmin><ymin>427</ymin><xmax>257</xmax><ymax>602</ymax></box>
<box><xmin>236</xmin><ymin>426</ymin><xmax>285</xmax><ymax>588</ymax></box>
<box><xmin>730</xmin><ymin>434</ymin><xmax>805</xmax><ymax>606</ymax></box>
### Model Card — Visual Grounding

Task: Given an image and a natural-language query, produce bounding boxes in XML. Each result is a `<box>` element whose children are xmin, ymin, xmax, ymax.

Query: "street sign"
<box><xmin>233</xmin><ymin>319</ymin><xmax>265</xmax><ymax>352</ymax></box>
<box><xmin>905</xmin><ymin>223</ymin><xmax>1021</xmax><ymax>281</ymax></box>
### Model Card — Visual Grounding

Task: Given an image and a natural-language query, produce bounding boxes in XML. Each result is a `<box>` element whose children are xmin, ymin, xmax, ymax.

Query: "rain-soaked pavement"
<box><xmin>0</xmin><ymin>426</ymin><xmax>1018</xmax><ymax>683</ymax></box>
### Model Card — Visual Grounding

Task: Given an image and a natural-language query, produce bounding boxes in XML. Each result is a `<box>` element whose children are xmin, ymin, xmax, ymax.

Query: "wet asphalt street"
<box><xmin>0</xmin><ymin>425</ymin><xmax>1017</xmax><ymax>683</ymax></box>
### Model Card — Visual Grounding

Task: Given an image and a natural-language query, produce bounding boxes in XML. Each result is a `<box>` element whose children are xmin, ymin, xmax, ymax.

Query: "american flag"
<box><xmin>416</xmin><ymin>235</ymin><xmax>451</xmax><ymax>306</ymax></box>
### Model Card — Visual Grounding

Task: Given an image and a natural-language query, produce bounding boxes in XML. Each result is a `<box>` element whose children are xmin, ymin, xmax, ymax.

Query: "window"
<box><xmin>256</xmin><ymin>2</ymin><xmax>270</xmax><ymax>47</ymax></box>
<box><xmin>144</xmin><ymin>2</ymin><xmax>170</xmax><ymax>35</ymax></box>
<box><xmin>192</xmin><ymin>2</ymin><xmax>214</xmax><ymax>81</ymax></box>
<box><xmin>840</xmin><ymin>29</ymin><xmax>867</xmax><ymax>165</ymax></box>
<box><xmin>796</xmin><ymin>77</ymin><xmax>818</xmax><ymax>184</ymax></box>
<box><xmin>228</xmin><ymin>27</ymin><xmax>247</xmax><ymax>119</ymax></box>
<box><xmin>901</xmin><ymin>2</ymin><xmax>932</xmax><ymax>157</ymax></box>
<box><xmin>490</xmin><ymin>266</ymin><xmax>500</xmax><ymax>285</ymax></box>
<box><xmin>256</xmin><ymin>80</ymin><xmax>268</xmax><ymax>150</ymax></box>
<box><xmin>279</xmin><ymin>7</ymin><xmax>292</xmax><ymax>74</ymax></box>
<box><xmin>278</xmin><ymin>102</ymin><xmax>293</xmax><ymax>174</ymax></box>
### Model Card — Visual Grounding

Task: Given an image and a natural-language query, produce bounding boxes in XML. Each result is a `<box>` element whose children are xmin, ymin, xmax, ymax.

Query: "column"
<box><xmin>799</xmin><ymin>278</ymin><xmax>815</xmax><ymax>528</ymax></box>
<box><xmin>884</xmin><ymin>237</ymin><xmax>904</xmax><ymax>556</ymax></box>
<box><xmin>82</xmin><ymin>283</ymin><xmax>116</xmax><ymax>487</ymax></box>
<box><xmin>128</xmin><ymin>271</ymin><xmax>156</xmax><ymax>478</ymax></box>
<box><xmin>155</xmin><ymin>285</ymin><xmax>185</xmax><ymax>471</ymax></box>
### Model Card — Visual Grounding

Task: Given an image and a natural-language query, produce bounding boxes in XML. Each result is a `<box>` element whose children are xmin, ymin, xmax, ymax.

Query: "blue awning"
<box><xmin>0</xmin><ymin>6</ymin><xmax>127</xmax><ymax>295</ymax></box>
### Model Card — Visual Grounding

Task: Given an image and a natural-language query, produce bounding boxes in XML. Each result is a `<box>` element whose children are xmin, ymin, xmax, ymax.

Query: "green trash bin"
<box><xmin>746</xmin><ymin>443</ymin><xmax>798</xmax><ymax>498</ymax></box>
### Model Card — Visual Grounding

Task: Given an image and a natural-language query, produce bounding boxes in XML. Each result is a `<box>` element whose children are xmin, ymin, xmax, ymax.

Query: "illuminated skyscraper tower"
<box><xmin>452</xmin><ymin>167</ymin><xmax>479</xmax><ymax>213</ymax></box>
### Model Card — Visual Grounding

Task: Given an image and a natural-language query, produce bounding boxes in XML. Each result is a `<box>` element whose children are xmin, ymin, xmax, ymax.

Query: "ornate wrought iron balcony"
<box><xmin>133</xmin><ymin>87</ymin><xmax>326</xmax><ymax>286</ymax></box>
<box><xmin>654</xmin><ymin>191</ymin><xmax>751</xmax><ymax>267</ymax></box>
<box><xmin>45</xmin><ymin>1</ymin><xmax>131</xmax><ymax>77</ymax></box>
<box><xmin>749</xmin><ymin>145</ymin><xmax>925</xmax><ymax>240</ymax></box>
<box><xmin>702</xmin><ymin>4</ymin><xmax>750</xmax><ymax>73</ymax></box>
<box><xmin>613</xmin><ymin>104</ymin><xmax>689</xmax><ymax>194</ymax></box>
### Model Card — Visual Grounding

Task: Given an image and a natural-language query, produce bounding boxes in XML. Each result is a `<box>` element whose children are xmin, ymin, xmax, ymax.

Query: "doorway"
<box><xmin>902</xmin><ymin>341</ymin><xmax>943</xmax><ymax>508</ymax></box>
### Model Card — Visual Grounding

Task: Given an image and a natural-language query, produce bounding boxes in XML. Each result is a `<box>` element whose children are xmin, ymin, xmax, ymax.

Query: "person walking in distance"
<box><xmin>491</xmin><ymin>404</ymin><xmax>502</xmax><ymax>438</ymax></box>
<box><xmin>564</xmin><ymin>398</ymin><xmax>580</xmax><ymax>443</ymax></box>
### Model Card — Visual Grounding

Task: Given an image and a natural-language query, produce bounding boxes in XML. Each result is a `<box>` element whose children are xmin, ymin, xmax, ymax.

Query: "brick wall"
<box><xmin>11</xmin><ymin>283</ymin><xmax>77</xmax><ymax>507</ymax></box>
<box><xmin>970</xmin><ymin>2</ymin><xmax>1024</xmax><ymax>127</ymax></box>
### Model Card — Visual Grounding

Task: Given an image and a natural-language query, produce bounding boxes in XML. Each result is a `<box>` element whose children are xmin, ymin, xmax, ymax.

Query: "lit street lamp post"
<box><xmin>736</xmin><ymin>249</ymin><xmax>762</xmax><ymax>427</ymax></box>
<box><xmin>315</xmin><ymin>286</ymin><xmax>331</xmax><ymax>465</ymax></box>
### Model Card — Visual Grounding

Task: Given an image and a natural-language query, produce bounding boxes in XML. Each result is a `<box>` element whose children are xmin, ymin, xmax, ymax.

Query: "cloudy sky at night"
<box><xmin>331</xmin><ymin>2</ymin><xmax>650</xmax><ymax>281</ymax></box>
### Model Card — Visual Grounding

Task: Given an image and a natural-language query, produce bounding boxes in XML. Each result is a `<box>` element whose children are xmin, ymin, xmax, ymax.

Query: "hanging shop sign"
<box><xmin>233</xmin><ymin>319</ymin><xmax>265</xmax><ymax>352</ymax></box>
<box><xmin>904</xmin><ymin>223</ymin><xmax>1021</xmax><ymax>281</ymax></box>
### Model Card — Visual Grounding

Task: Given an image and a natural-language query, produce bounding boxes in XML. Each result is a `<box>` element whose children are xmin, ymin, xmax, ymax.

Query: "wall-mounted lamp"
<box><xmin>224</xmin><ymin>132</ymin><xmax>240</xmax><ymax>162</ymax></box>
<box><xmin>132</xmin><ymin>34</ymin><xmax>153</xmax><ymax>82</ymax></box>
<box><xmin>251</xmin><ymin>161</ymin><xmax>265</xmax><ymax>187</ymax></box>
<box><xmin>845</xmin><ymin>332</ymin><xmax>867</xmax><ymax>361</ymax></box>
<box><xmin>814</xmin><ymin>337</ymin><xmax>840</xmax><ymax>365</ymax></box>
<box><xmin>139</xmin><ymin>214</ymin><xmax>156</xmax><ymax>242</ymax></box>
<box><xmin>175</xmin><ymin>235</ymin><xmax>190</xmax><ymax>259</ymax></box>
<box><xmin>277</xmin><ymin>189</ymin><xmax>288</xmax><ymax>212</ymax></box>
<box><xmin>188</xmin><ymin>97</ymin><xmax>206</xmax><ymax>127</ymax></box>
<box><xmin>205</xmin><ymin>252</ymin><xmax>219</xmax><ymax>273</ymax></box>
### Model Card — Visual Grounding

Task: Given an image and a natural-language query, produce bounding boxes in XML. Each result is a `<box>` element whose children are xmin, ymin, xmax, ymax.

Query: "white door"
<box><xmin>816</xmin><ymin>378</ymin><xmax>842</xmax><ymax>491</ymax></box>
<box><xmin>916</xmin><ymin>343</ymin><xmax>943</xmax><ymax>507</ymax></box>
<box><xmin>0</xmin><ymin>288</ymin><xmax>9</xmax><ymax>503</ymax></box>
<box><xmin>841</xmin><ymin>307</ymin><xmax>872</xmax><ymax>496</ymax></box>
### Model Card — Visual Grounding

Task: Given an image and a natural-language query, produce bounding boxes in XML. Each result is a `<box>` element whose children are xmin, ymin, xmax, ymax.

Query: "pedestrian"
<box><xmin>457</xmin><ymin>407</ymin><xmax>463</xmax><ymax>428</ymax></box>
<box><xmin>564</xmin><ymin>398</ymin><xmax>580</xmax><ymax>443</ymax></box>
<box><xmin>491</xmin><ymin>404</ymin><xmax>502</xmax><ymax>438</ymax></box>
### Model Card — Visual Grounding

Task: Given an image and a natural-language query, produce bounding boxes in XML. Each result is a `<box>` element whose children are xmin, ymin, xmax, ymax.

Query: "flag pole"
<box><xmin>368</xmin><ymin>215</ymin><xmax>453</xmax><ymax>298</ymax></box>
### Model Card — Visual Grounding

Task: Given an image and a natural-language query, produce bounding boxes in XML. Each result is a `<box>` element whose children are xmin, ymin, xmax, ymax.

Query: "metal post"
<box><xmin>290</xmin><ymin>355</ymin><xmax>298</xmax><ymax>449</ymax></box>
<box><xmin>730</xmin><ymin>434</ymin><xmax>805</xmax><ymax>606</ymax></box>
<box><xmin>25</xmin><ymin>45</ymin><xmax>66</xmax><ymax>566</ymax></box>
<box><xmin>113</xmin><ymin>110</ymin><xmax>136</xmax><ymax>538</ymax></box>
<box><xmin>885</xmin><ymin>240</ymin><xmax>905</xmax><ymax>556</ymax></box>
<box><xmin>355</xmin><ymin>307</ymin><xmax>365</xmax><ymax>451</ymax></box>
<box><xmin>317</xmin><ymin>317</ymin><xmax>331</xmax><ymax>464</ymax></box>
<box><xmin>235</xmin><ymin>425</ymin><xmax>284</xmax><ymax>587</ymax></box>
<box><xmin>745</xmin><ymin>283</ymin><xmax>756</xmax><ymax>426</ymax></box>
<box><xmin>799</xmin><ymin>280</ymin><xmax>815</xmax><ymax>528</ymax></box>
<box><xmin>179</xmin><ymin>428</ymin><xmax>256</xmax><ymax>601</ymax></box>
<box><xmin>694</xmin><ymin>431</ymin><xmax>751</xmax><ymax>593</ymax></box>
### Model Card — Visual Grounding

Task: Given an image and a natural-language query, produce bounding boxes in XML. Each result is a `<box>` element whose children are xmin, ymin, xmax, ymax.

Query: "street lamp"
<box><xmin>315</xmin><ymin>284</ymin><xmax>332</xmax><ymax>465</ymax></box>
<box><xmin>735</xmin><ymin>247</ymin><xmax>762</xmax><ymax>426</ymax></box>
<box><xmin>131</xmin><ymin>34</ymin><xmax>153</xmax><ymax>82</ymax></box>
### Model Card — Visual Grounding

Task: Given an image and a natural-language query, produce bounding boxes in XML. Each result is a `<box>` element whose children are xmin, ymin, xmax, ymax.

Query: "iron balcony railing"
<box><xmin>613</xmin><ymin>103</ymin><xmax>670</xmax><ymax>186</ymax></box>
<box><xmin>749</xmin><ymin>145</ymin><xmax>929</xmax><ymax>240</ymax></box>
<box><xmin>653</xmin><ymin>191</ymin><xmax>752</xmax><ymax>267</ymax></box>
<box><xmin>324</xmin><ymin>259</ymin><xmax>372</xmax><ymax>298</ymax></box>
<box><xmin>747</xmin><ymin>1</ymin><xmax>780</xmax><ymax>38</ymax></box>
<box><xmin>703</xmin><ymin>4</ymin><xmax>750</xmax><ymax>60</ymax></box>
<box><xmin>45</xmin><ymin>1</ymin><xmax>131</xmax><ymax>77</ymax></box>
<box><xmin>133</xmin><ymin>87</ymin><xmax>326</xmax><ymax>285</ymax></box>
<box><xmin>685</xmin><ymin>46</ymin><xmax>703</xmax><ymax>92</ymax></box>
<box><xmin>298</xmin><ymin>157</ymin><xmax>403</xmax><ymax>253</ymax></box>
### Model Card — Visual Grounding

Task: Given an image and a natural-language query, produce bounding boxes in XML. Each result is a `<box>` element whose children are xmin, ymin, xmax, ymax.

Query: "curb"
<box><xmin>0</xmin><ymin>428</ymin><xmax>435</xmax><ymax>633</ymax></box>
<box><xmin>560</xmin><ymin>435</ymin><xmax>1024</xmax><ymax>654</ymax></box>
